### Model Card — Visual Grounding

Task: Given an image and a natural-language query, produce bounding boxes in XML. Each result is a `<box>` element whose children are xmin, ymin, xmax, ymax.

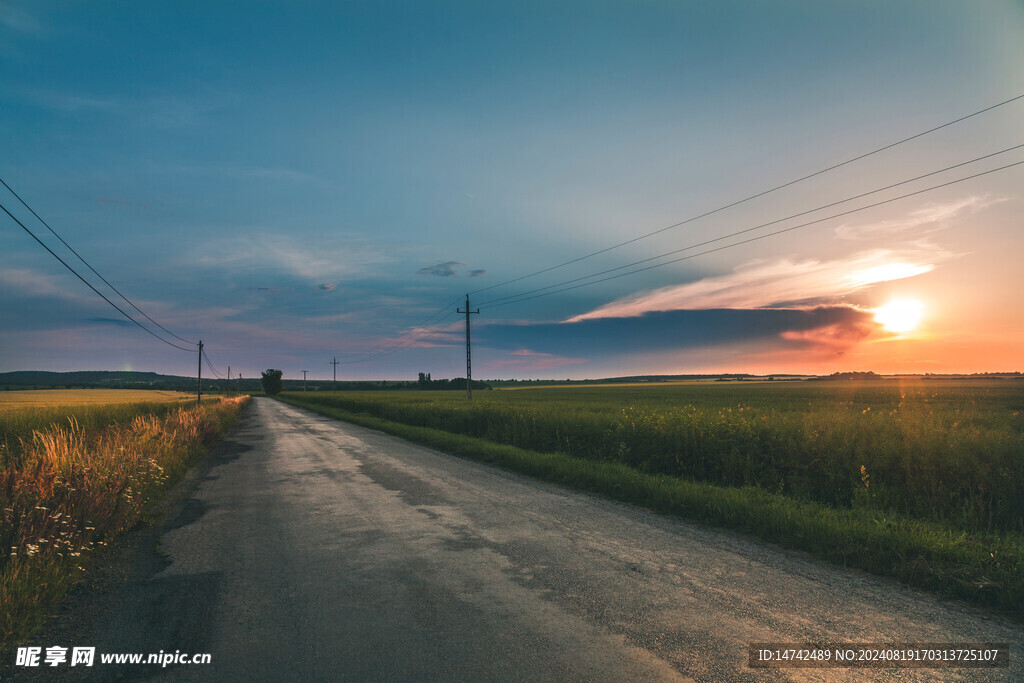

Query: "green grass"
<box><xmin>277</xmin><ymin>380</ymin><xmax>1024</xmax><ymax>620</ymax></box>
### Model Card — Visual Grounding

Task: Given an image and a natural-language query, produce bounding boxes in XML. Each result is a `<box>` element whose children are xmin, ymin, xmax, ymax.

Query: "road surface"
<box><xmin>14</xmin><ymin>397</ymin><xmax>1022</xmax><ymax>681</ymax></box>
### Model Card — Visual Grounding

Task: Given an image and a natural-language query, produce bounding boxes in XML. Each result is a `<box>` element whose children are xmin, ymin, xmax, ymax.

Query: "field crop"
<box><xmin>0</xmin><ymin>389</ymin><xmax>194</xmax><ymax>407</ymax></box>
<box><xmin>279</xmin><ymin>379</ymin><xmax>1024</xmax><ymax>617</ymax></box>
<box><xmin>0</xmin><ymin>394</ymin><xmax>249</xmax><ymax>645</ymax></box>
<box><xmin>1</xmin><ymin>391</ymin><xmax>193</xmax><ymax>448</ymax></box>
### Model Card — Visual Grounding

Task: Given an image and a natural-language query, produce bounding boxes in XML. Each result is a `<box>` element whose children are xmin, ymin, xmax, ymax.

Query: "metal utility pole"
<box><xmin>197</xmin><ymin>340</ymin><xmax>203</xmax><ymax>404</ymax></box>
<box><xmin>302</xmin><ymin>370</ymin><xmax>309</xmax><ymax>391</ymax></box>
<box><xmin>457</xmin><ymin>294</ymin><xmax>480</xmax><ymax>399</ymax></box>
<box><xmin>330</xmin><ymin>357</ymin><xmax>339</xmax><ymax>391</ymax></box>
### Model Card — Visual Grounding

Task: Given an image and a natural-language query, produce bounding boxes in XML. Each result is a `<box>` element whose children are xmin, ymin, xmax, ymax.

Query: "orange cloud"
<box><xmin>566</xmin><ymin>248</ymin><xmax>947</xmax><ymax>322</ymax></box>
<box><xmin>780</xmin><ymin>318</ymin><xmax>876</xmax><ymax>355</ymax></box>
<box><xmin>834</xmin><ymin>195</ymin><xmax>1005</xmax><ymax>240</ymax></box>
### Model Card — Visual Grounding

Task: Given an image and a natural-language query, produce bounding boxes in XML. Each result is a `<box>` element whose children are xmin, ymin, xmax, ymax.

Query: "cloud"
<box><xmin>480</xmin><ymin>306</ymin><xmax>879</xmax><ymax>360</ymax></box>
<box><xmin>15</xmin><ymin>88</ymin><xmax>229</xmax><ymax>129</ymax></box>
<box><xmin>417</xmin><ymin>261</ymin><xmax>487</xmax><ymax>278</ymax></box>
<box><xmin>0</xmin><ymin>5</ymin><xmax>42</xmax><ymax>33</ymax></box>
<box><xmin>193</xmin><ymin>233</ymin><xmax>392</xmax><ymax>283</ymax></box>
<box><xmin>87</xmin><ymin>317</ymin><xmax>133</xmax><ymax>327</ymax></box>
<box><xmin>485</xmin><ymin>348</ymin><xmax>588</xmax><ymax>372</ymax></box>
<box><xmin>834</xmin><ymin>195</ymin><xmax>1005</xmax><ymax>240</ymax></box>
<box><xmin>361</xmin><ymin>324</ymin><xmax>463</xmax><ymax>352</ymax></box>
<box><xmin>565</xmin><ymin>247</ymin><xmax>949</xmax><ymax>322</ymax></box>
<box><xmin>418</xmin><ymin>261</ymin><xmax>463</xmax><ymax>277</ymax></box>
<box><xmin>0</xmin><ymin>268</ymin><xmax>96</xmax><ymax>306</ymax></box>
<box><xmin>317</xmin><ymin>283</ymin><xmax>335</xmax><ymax>292</ymax></box>
<box><xmin>779</xmin><ymin>318</ymin><xmax>875</xmax><ymax>355</ymax></box>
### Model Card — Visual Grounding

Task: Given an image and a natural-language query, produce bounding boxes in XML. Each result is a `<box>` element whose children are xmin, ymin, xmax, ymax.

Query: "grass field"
<box><xmin>0</xmin><ymin>393</ymin><xmax>249</xmax><ymax>645</ymax></box>
<box><xmin>279</xmin><ymin>379</ymin><xmax>1024</xmax><ymax>618</ymax></box>
<box><xmin>0</xmin><ymin>389</ymin><xmax>194</xmax><ymax>407</ymax></box>
<box><xmin>0</xmin><ymin>390</ymin><xmax>199</xmax><ymax>457</ymax></box>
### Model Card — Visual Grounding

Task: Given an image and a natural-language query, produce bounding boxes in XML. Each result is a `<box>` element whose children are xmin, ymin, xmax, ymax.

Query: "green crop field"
<box><xmin>279</xmin><ymin>378</ymin><xmax>1024</xmax><ymax>618</ymax></box>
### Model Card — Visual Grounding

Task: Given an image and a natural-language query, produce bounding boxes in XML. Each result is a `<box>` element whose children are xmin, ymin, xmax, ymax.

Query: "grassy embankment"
<box><xmin>0</xmin><ymin>392</ymin><xmax>250</xmax><ymax>645</ymax></box>
<box><xmin>278</xmin><ymin>380</ymin><xmax>1024</xmax><ymax>619</ymax></box>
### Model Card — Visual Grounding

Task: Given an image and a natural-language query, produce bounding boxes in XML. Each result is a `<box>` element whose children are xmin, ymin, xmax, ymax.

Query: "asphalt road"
<box><xmin>13</xmin><ymin>397</ymin><xmax>1022</xmax><ymax>681</ymax></box>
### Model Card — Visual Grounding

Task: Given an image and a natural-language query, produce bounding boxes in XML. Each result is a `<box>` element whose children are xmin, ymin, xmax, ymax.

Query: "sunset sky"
<box><xmin>2</xmin><ymin>1</ymin><xmax>1023</xmax><ymax>380</ymax></box>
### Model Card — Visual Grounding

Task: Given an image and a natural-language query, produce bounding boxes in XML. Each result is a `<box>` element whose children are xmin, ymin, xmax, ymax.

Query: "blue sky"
<box><xmin>2</xmin><ymin>1</ymin><xmax>1023</xmax><ymax>380</ymax></box>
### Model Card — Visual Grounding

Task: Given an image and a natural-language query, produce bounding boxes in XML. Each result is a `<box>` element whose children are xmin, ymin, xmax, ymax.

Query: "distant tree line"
<box><xmin>417</xmin><ymin>372</ymin><xmax>490</xmax><ymax>391</ymax></box>
<box><xmin>809</xmin><ymin>371</ymin><xmax>884</xmax><ymax>381</ymax></box>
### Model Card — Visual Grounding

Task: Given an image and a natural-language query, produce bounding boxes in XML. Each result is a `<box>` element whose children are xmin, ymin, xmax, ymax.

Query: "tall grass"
<box><xmin>0</xmin><ymin>396</ymin><xmax>249</xmax><ymax>645</ymax></box>
<box><xmin>0</xmin><ymin>401</ymin><xmax>188</xmax><ymax>454</ymax></box>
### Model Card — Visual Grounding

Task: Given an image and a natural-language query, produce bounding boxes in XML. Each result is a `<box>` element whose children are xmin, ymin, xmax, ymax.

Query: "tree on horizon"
<box><xmin>261</xmin><ymin>369</ymin><xmax>283</xmax><ymax>395</ymax></box>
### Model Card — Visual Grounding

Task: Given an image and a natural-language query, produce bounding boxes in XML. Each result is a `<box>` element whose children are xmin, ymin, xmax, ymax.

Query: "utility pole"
<box><xmin>457</xmin><ymin>294</ymin><xmax>480</xmax><ymax>400</ymax></box>
<box><xmin>197</xmin><ymin>340</ymin><xmax>203</xmax><ymax>405</ymax></box>
<box><xmin>330</xmin><ymin>357</ymin><xmax>339</xmax><ymax>391</ymax></box>
<box><xmin>302</xmin><ymin>370</ymin><xmax>308</xmax><ymax>391</ymax></box>
<box><xmin>227</xmin><ymin>366</ymin><xmax>231</xmax><ymax>395</ymax></box>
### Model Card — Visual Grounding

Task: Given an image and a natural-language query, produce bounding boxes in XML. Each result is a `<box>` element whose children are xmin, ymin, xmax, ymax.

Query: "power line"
<box><xmin>1</xmin><ymin>197</ymin><xmax>196</xmax><ymax>353</ymax></box>
<box><xmin>480</xmin><ymin>158</ymin><xmax>1024</xmax><ymax>311</ymax></box>
<box><xmin>0</xmin><ymin>177</ymin><xmax>197</xmax><ymax>346</ymax></box>
<box><xmin>470</xmin><ymin>91</ymin><xmax>1024</xmax><ymax>297</ymax></box>
<box><xmin>202</xmin><ymin>347</ymin><xmax>226</xmax><ymax>379</ymax></box>
<box><xmin>476</xmin><ymin>143</ymin><xmax>1024</xmax><ymax>308</ymax></box>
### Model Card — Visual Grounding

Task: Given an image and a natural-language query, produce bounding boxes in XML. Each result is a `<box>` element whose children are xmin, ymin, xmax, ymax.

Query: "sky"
<box><xmin>2</xmin><ymin>0</ymin><xmax>1023</xmax><ymax>381</ymax></box>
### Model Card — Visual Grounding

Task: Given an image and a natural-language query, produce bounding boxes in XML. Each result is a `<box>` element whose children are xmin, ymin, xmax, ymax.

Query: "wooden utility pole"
<box><xmin>457</xmin><ymin>294</ymin><xmax>480</xmax><ymax>399</ymax></box>
<box><xmin>302</xmin><ymin>370</ymin><xmax>309</xmax><ymax>391</ymax></box>
<box><xmin>197</xmin><ymin>340</ymin><xmax>203</xmax><ymax>405</ymax></box>
<box><xmin>330</xmin><ymin>357</ymin><xmax>339</xmax><ymax>391</ymax></box>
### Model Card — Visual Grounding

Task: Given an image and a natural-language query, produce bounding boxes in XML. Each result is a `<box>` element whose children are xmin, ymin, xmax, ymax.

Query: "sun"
<box><xmin>873</xmin><ymin>299</ymin><xmax>924</xmax><ymax>334</ymax></box>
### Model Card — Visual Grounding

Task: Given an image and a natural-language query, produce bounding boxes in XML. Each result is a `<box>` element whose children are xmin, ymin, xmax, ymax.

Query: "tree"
<box><xmin>261</xmin><ymin>369</ymin><xmax>283</xmax><ymax>395</ymax></box>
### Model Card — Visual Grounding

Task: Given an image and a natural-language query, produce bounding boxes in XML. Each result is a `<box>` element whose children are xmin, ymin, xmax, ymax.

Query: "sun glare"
<box><xmin>873</xmin><ymin>299</ymin><xmax>924</xmax><ymax>334</ymax></box>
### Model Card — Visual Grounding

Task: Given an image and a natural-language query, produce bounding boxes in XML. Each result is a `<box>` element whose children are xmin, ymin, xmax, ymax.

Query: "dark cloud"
<box><xmin>246</xmin><ymin>286</ymin><xmax>294</xmax><ymax>294</ymax></box>
<box><xmin>418</xmin><ymin>261</ymin><xmax>486</xmax><ymax>278</ymax></box>
<box><xmin>478</xmin><ymin>306</ymin><xmax>877</xmax><ymax>359</ymax></box>
<box><xmin>780</xmin><ymin>318</ymin><xmax>874</xmax><ymax>355</ymax></box>
<box><xmin>418</xmin><ymin>261</ymin><xmax>464</xmax><ymax>277</ymax></box>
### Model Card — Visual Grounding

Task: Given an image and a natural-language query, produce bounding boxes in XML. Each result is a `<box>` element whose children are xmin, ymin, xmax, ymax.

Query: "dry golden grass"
<box><xmin>0</xmin><ymin>395</ymin><xmax>250</xmax><ymax>646</ymax></box>
<box><xmin>0</xmin><ymin>389</ymin><xmax>194</xmax><ymax>407</ymax></box>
